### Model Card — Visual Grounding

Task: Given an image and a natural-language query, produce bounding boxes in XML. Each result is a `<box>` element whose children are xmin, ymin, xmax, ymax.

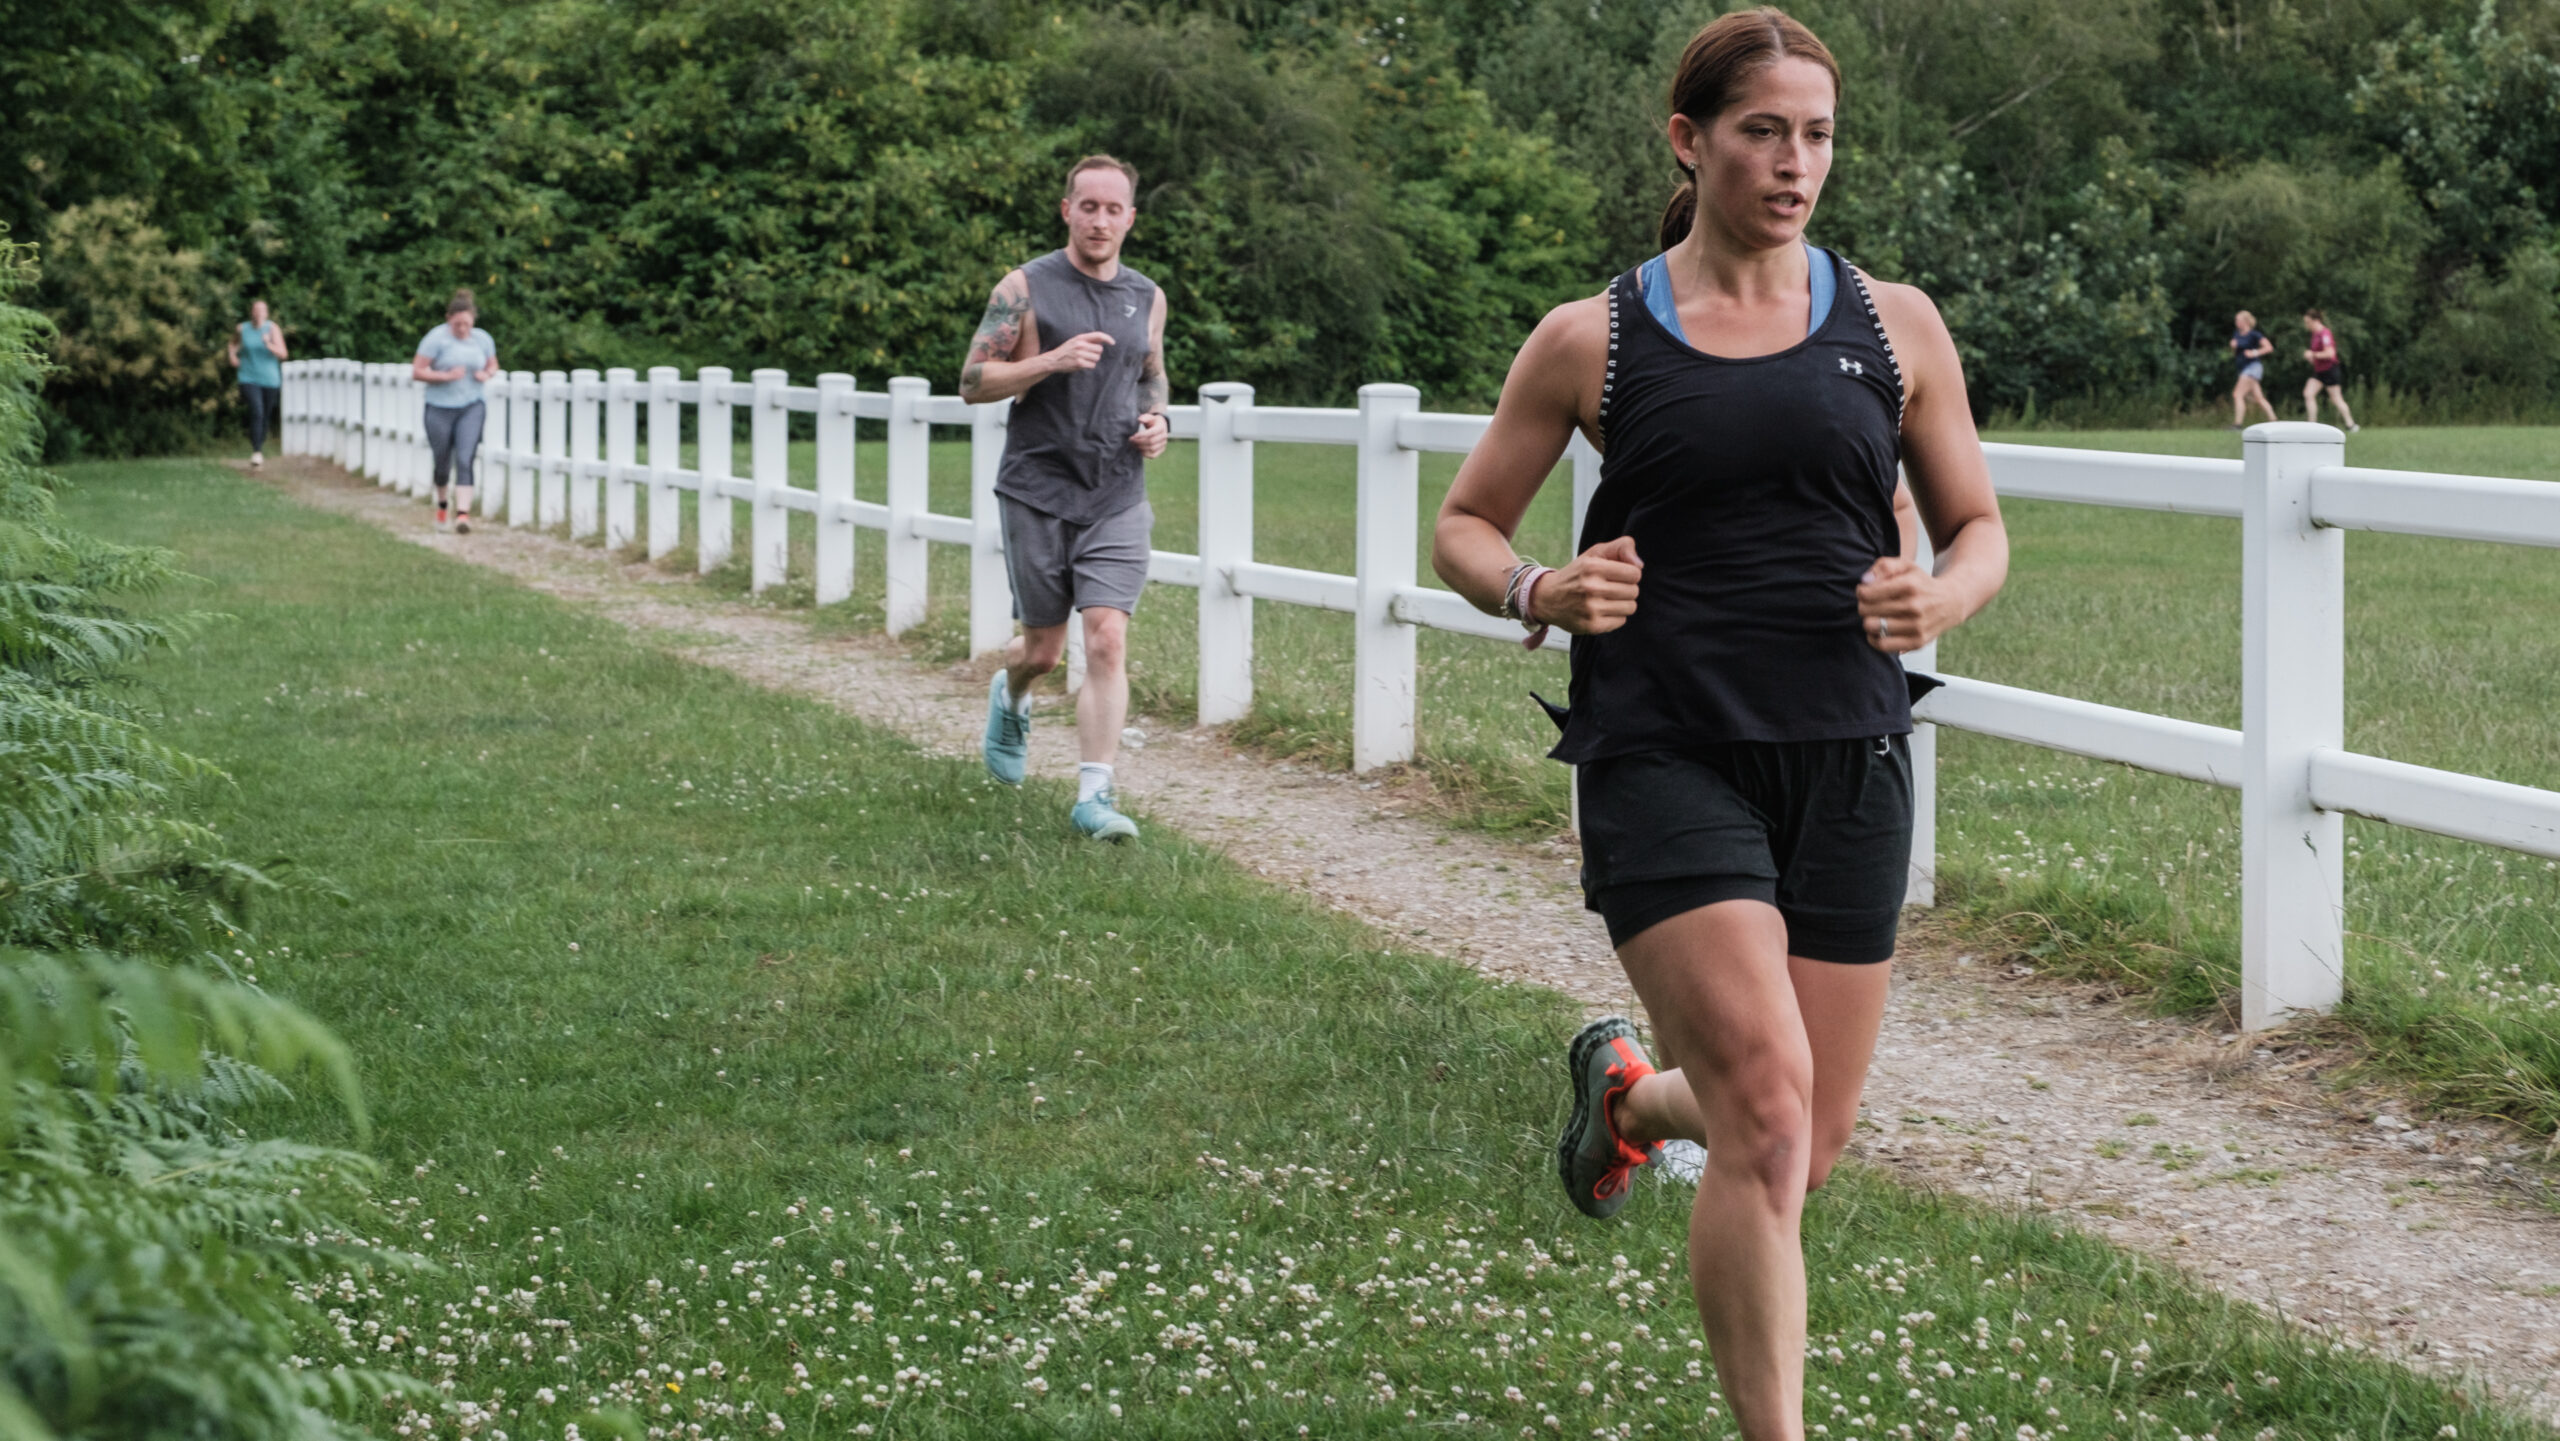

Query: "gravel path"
<box><xmin>264</xmin><ymin>460</ymin><xmax>2560</xmax><ymax>1425</ymax></box>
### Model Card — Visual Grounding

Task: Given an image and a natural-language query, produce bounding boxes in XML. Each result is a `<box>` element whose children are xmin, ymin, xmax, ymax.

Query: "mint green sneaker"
<box><xmin>1557</xmin><ymin>1015</ymin><xmax>1662</xmax><ymax>1220</ymax></box>
<box><xmin>983</xmin><ymin>670</ymin><xmax>1028</xmax><ymax>786</ymax></box>
<box><xmin>1070</xmin><ymin>788</ymin><xmax>1139</xmax><ymax>843</ymax></box>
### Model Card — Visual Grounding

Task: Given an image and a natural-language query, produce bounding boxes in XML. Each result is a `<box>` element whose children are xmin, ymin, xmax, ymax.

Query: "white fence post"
<box><xmin>1196</xmin><ymin>381</ymin><xmax>1256</xmax><ymax>725</ymax></box>
<box><xmin>885</xmin><ymin>376</ymin><xmax>930</xmax><ymax>636</ymax></box>
<box><xmin>362</xmin><ymin>363</ymin><xmax>381</xmax><ymax>484</ymax></box>
<box><xmin>1066</xmin><ymin>609</ymin><xmax>1087</xmax><ymax>694</ymax></box>
<box><xmin>647</xmin><ymin>367</ymin><xmax>682</xmax><ymax>561</ymax></box>
<box><xmin>569</xmin><ymin>367</ymin><xmax>602</xmax><ymax>539</ymax></box>
<box><xmin>968</xmin><ymin>402</ymin><xmax>1013</xmax><ymax>657</ymax></box>
<box><xmin>1352</xmin><ymin>382</ymin><xmax>1422</xmax><ymax>772</ymax></box>
<box><xmin>1904</xmin><ymin>523</ymin><xmax>1939</xmax><ymax>908</ymax></box>
<box><xmin>281</xmin><ymin>361</ymin><xmax>298</xmax><ymax>456</ymax></box>
<box><xmin>508</xmin><ymin>372</ymin><xmax>538</xmax><ymax>528</ymax></box>
<box><xmin>539</xmin><ymin>371</ymin><xmax>571</xmax><ymax>528</ymax></box>
<box><xmin>815</xmin><ymin>373</ymin><xmax>856</xmax><ymax>605</ymax></box>
<box><xmin>749</xmin><ymin>368</ymin><xmax>788</xmax><ymax>593</ymax></box>
<box><xmin>696</xmin><ymin>366</ymin><xmax>734</xmax><ymax>573</ymax></box>
<box><xmin>605</xmin><ymin>367</ymin><xmax>638</xmax><ymax>550</ymax></box>
<box><xmin>2241</xmin><ymin>421</ymin><xmax>2348</xmax><ymax>1028</ymax></box>
<box><xmin>481</xmin><ymin>374</ymin><xmax>510</xmax><ymax>518</ymax></box>
<box><xmin>407</xmin><ymin>374</ymin><xmax>427</xmax><ymax>498</ymax></box>
<box><xmin>378</xmin><ymin>363</ymin><xmax>394</xmax><ymax>486</ymax></box>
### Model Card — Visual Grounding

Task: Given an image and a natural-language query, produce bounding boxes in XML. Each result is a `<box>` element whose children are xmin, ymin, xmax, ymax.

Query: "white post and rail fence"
<box><xmin>277</xmin><ymin>357</ymin><xmax>2560</xmax><ymax>1032</ymax></box>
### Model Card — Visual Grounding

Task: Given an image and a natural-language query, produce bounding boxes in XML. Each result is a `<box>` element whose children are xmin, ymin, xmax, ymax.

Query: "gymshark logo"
<box><xmin>1123</xmin><ymin>303</ymin><xmax>1138</xmax><ymax>317</ymax></box>
<box><xmin>1838</xmin><ymin>358</ymin><xmax>1866</xmax><ymax>376</ymax></box>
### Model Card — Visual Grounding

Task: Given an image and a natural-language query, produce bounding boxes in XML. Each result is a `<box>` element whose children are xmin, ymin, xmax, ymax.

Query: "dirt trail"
<box><xmin>263</xmin><ymin>460</ymin><xmax>2560</xmax><ymax>1425</ymax></box>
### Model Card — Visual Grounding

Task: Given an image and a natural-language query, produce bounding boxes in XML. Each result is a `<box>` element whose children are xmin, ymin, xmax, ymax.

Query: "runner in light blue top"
<box><xmin>412</xmin><ymin>288</ymin><xmax>499</xmax><ymax>531</ymax></box>
<box><xmin>226</xmin><ymin>298</ymin><xmax>288</xmax><ymax>468</ymax></box>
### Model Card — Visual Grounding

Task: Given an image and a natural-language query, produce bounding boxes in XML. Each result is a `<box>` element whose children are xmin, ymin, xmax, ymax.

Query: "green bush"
<box><xmin>0</xmin><ymin>231</ymin><xmax>411</xmax><ymax>1437</ymax></box>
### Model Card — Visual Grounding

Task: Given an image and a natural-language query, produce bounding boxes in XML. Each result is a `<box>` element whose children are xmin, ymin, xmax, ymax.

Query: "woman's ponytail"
<box><xmin>1658</xmin><ymin>175</ymin><xmax>1699</xmax><ymax>250</ymax></box>
<box><xmin>1659</xmin><ymin>9</ymin><xmax>1839</xmax><ymax>250</ymax></box>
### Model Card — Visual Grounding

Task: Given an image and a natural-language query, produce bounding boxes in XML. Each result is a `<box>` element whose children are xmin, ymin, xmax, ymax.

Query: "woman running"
<box><xmin>226</xmin><ymin>298</ymin><xmax>288</xmax><ymax>469</ymax></box>
<box><xmin>2299</xmin><ymin>308</ymin><xmax>2360</xmax><ymax>431</ymax></box>
<box><xmin>2228</xmin><ymin>309</ymin><xmax>2276</xmax><ymax>429</ymax></box>
<box><xmin>1430</xmin><ymin>10</ymin><xmax>2007</xmax><ymax>1437</ymax></box>
<box><xmin>413</xmin><ymin>289</ymin><xmax>500</xmax><ymax>532</ymax></box>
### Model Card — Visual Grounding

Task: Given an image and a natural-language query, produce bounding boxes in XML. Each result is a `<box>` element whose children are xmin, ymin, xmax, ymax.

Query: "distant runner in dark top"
<box><xmin>1430</xmin><ymin>11</ymin><xmax>2007</xmax><ymax>1438</ymax></box>
<box><xmin>2300</xmin><ymin>307</ymin><xmax>2360</xmax><ymax>432</ymax></box>
<box><xmin>226</xmin><ymin>298</ymin><xmax>288</xmax><ymax>470</ymax></box>
<box><xmin>958</xmin><ymin>154</ymin><xmax>1170</xmax><ymax>843</ymax></box>
<box><xmin>2227</xmin><ymin>309</ymin><xmax>2276</xmax><ymax>429</ymax></box>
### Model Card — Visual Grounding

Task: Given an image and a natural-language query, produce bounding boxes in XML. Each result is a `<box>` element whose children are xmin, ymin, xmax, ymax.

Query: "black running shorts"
<box><xmin>1577</xmin><ymin>736</ymin><xmax>1914</xmax><ymax>963</ymax></box>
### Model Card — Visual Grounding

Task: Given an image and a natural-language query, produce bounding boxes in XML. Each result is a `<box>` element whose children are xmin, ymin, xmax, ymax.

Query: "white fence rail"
<box><xmin>279</xmin><ymin>358</ymin><xmax>2560</xmax><ymax>1031</ymax></box>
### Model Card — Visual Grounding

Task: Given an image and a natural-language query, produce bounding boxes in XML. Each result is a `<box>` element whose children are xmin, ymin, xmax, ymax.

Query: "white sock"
<box><xmin>1006</xmin><ymin>676</ymin><xmax>1034</xmax><ymax>717</ymax></box>
<box><xmin>1077</xmin><ymin>763</ymin><xmax>1113</xmax><ymax>805</ymax></box>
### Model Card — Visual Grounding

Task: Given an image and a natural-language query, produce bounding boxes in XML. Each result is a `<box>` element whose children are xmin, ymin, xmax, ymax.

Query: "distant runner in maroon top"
<box><xmin>2300</xmin><ymin>306</ymin><xmax>2361</xmax><ymax>431</ymax></box>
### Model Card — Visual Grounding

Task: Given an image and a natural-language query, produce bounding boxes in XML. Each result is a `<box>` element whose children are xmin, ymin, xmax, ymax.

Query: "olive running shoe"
<box><xmin>982</xmin><ymin>670</ymin><xmax>1029</xmax><ymax>786</ymax></box>
<box><xmin>1557</xmin><ymin>1015</ymin><xmax>1662</xmax><ymax>1219</ymax></box>
<box><xmin>1070</xmin><ymin>788</ymin><xmax>1139</xmax><ymax>843</ymax></box>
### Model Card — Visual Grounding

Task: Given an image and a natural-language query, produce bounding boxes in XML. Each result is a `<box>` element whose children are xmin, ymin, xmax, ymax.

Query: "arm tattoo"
<box><xmin>1139</xmin><ymin>344</ymin><xmax>1168</xmax><ymax>414</ymax></box>
<box><xmin>962</xmin><ymin>290</ymin><xmax>1030</xmax><ymax>394</ymax></box>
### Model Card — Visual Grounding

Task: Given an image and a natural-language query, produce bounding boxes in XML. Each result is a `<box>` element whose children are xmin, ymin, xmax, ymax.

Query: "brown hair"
<box><xmin>447</xmin><ymin>288</ymin><xmax>477</xmax><ymax>317</ymax></box>
<box><xmin>1657</xmin><ymin>7</ymin><xmax>1842</xmax><ymax>249</ymax></box>
<box><xmin>1064</xmin><ymin>154</ymin><xmax>1140</xmax><ymax>202</ymax></box>
<box><xmin>2303</xmin><ymin>307</ymin><xmax>2327</xmax><ymax>322</ymax></box>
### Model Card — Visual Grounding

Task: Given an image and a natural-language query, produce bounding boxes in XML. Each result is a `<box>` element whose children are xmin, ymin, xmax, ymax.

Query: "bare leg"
<box><xmin>456</xmin><ymin>484</ymin><xmax>476</xmax><ymax>518</ymax></box>
<box><xmin>2230</xmin><ymin>382</ymin><xmax>2246</xmax><ymax>427</ymax></box>
<box><xmin>1003</xmin><ymin>622</ymin><xmax>1070</xmax><ymax>709</ymax></box>
<box><xmin>1076</xmin><ymin>607</ymin><xmax>1130</xmax><ymax>766</ymax></box>
<box><xmin>2302</xmin><ymin>379</ymin><xmax>2322</xmax><ymax>423</ymax></box>
<box><xmin>1612</xmin><ymin>903</ymin><xmax>1897</xmax><ymax>1441</ymax></box>
<box><xmin>2326</xmin><ymin>385</ymin><xmax>2357</xmax><ymax>428</ymax></box>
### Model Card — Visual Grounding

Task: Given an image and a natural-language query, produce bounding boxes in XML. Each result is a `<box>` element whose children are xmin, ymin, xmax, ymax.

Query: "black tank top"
<box><xmin>1549</xmin><ymin>251</ymin><xmax>1910</xmax><ymax>764</ymax></box>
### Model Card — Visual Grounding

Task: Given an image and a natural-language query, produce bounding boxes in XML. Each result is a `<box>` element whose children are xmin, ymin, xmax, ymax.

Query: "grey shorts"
<box><xmin>1000</xmin><ymin>496</ymin><xmax>1153</xmax><ymax>630</ymax></box>
<box><xmin>2237</xmin><ymin>361</ymin><xmax>2265</xmax><ymax>382</ymax></box>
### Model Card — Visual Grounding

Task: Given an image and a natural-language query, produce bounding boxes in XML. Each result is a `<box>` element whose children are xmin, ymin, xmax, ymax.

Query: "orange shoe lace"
<box><xmin>1593</xmin><ymin>1039</ymin><xmax>1659</xmax><ymax>1201</ymax></box>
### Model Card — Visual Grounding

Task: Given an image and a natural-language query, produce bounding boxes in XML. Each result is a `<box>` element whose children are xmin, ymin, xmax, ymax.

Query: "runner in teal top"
<box><xmin>226</xmin><ymin>299</ymin><xmax>288</xmax><ymax>469</ymax></box>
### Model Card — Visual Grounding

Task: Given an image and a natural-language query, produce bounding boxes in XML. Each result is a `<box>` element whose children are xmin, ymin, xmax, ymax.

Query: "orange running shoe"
<box><xmin>1557</xmin><ymin>1015</ymin><xmax>1662</xmax><ymax>1219</ymax></box>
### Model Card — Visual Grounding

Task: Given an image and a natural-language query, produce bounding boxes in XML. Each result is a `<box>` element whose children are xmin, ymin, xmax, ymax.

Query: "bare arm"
<box><xmin>226</xmin><ymin>336</ymin><xmax>241</xmax><ymax>369</ymax></box>
<box><xmin>261</xmin><ymin>322</ymin><xmax>289</xmax><ymax>361</ymax></box>
<box><xmin>413</xmin><ymin>353</ymin><xmax>463</xmax><ymax>383</ymax></box>
<box><xmin>1129</xmin><ymin>286</ymin><xmax>1170</xmax><ymax>459</ymax></box>
<box><xmin>1855</xmin><ymin>275</ymin><xmax>2008</xmax><ymax>653</ymax></box>
<box><xmin>1431</xmin><ymin>296</ymin><xmax>1642</xmax><ymax>634</ymax></box>
<box><xmin>958</xmin><ymin>269</ymin><xmax>1122</xmax><ymax>405</ymax></box>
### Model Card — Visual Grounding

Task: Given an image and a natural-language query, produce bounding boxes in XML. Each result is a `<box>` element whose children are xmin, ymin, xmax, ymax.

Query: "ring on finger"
<box><xmin>1878</xmin><ymin>617</ymin><xmax>1890</xmax><ymax>639</ymax></box>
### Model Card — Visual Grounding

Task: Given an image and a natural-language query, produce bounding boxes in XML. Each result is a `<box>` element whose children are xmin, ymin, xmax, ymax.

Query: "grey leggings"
<box><xmin>424</xmin><ymin>401</ymin><xmax>486</xmax><ymax>492</ymax></box>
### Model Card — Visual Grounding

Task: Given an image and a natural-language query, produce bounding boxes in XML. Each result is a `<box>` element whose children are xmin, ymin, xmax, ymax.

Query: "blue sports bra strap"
<box><xmin>1638</xmin><ymin>243</ymin><xmax>1834</xmax><ymax>345</ymax></box>
<box><xmin>1806</xmin><ymin>245</ymin><xmax>1836</xmax><ymax>335</ymax></box>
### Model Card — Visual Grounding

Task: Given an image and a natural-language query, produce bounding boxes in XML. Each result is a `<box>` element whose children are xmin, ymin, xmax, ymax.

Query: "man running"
<box><xmin>2299</xmin><ymin>308</ymin><xmax>2360</xmax><ymax>431</ymax></box>
<box><xmin>412</xmin><ymin>289</ymin><xmax>499</xmax><ymax>532</ymax></box>
<box><xmin>226</xmin><ymin>298</ymin><xmax>288</xmax><ymax>469</ymax></box>
<box><xmin>2227</xmin><ymin>309</ymin><xmax>2276</xmax><ymax>429</ymax></box>
<box><xmin>960</xmin><ymin>155</ymin><xmax>1170</xmax><ymax>842</ymax></box>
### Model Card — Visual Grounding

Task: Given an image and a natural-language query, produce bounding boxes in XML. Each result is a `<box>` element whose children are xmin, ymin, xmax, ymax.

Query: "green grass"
<box><xmin>60</xmin><ymin>455</ymin><xmax>2542</xmax><ymax>1440</ymax></box>
<box><xmin>523</xmin><ymin>423</ymin><xmax>2560</xmax><ymax>1134</ymax></box>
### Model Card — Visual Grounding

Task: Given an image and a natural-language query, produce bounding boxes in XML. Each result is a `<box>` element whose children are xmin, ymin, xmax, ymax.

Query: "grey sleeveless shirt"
<box><xmin>994</xmin><ymin>249</ymin><xmax>1158</xmax><ymax>524</ymax></box>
